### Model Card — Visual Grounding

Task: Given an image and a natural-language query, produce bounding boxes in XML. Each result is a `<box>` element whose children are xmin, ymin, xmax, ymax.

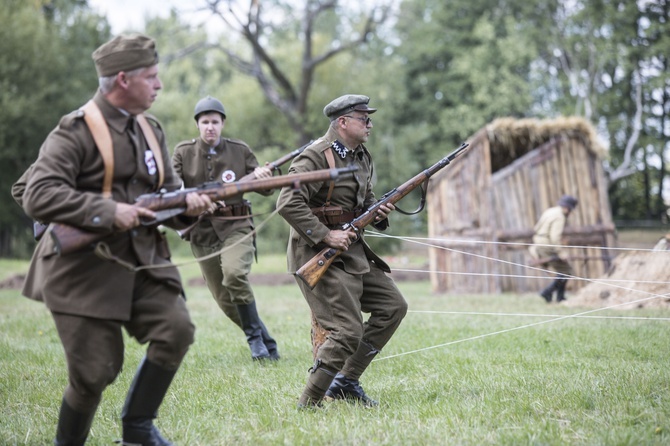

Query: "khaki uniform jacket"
<box><xmin>20</xmin><ymin>91</ymin><xmax>189</xmax><ymax>320</ymax></box>
<box><xmin>172</xmin><ymin>137</ymin><xmax>270</xmax><ymax>246</ymax></box>
<box><xmin>276</xmin><ymin>127</ymin><xmax>390</xmax><ymax>274</ymax></box>
<box><xmin>531</xmin><ymin>206</ymin><xmax>568</xmax><ymax>258</ymax></box>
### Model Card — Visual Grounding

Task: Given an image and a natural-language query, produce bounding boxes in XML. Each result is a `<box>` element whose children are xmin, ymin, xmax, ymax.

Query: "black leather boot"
<box><xmin>555</xmin><ymin>278</ymin><xmax>568</xmax><ymax>302</ymax></box>
<box><xmin>237</xmin><ymin>302</ymin><xmax>271</xmax><ymax>360</ymax></box>
<box><xmin>54</xmin><ymin>398</ymin><xmax>96</xmax><ymax>446</ymax></box>
<box><xmin>259</xmin><ymin>320</ymin><xmax>280</xmax><ymax>360</ymax></box>
<box><xmin>121</xmin><ymin>358</ymin><xmax>177</xmax><ymax>446</ymax></box>
<box><xmin>324</xmin><ymin>373</ymin><xmax>379</xmax><ymax>407</ymax></box>
<box><xmin>540</xmin><ymin>280</ymin><xmax>558</xmax><ymax>303</ymax></box>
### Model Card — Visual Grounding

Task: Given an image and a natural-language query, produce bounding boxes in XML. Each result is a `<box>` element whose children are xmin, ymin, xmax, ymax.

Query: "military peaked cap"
<box><xmin>92</xmin><ymin>33</ymin><xmax>159</xmax><ymax>77</ymax></box>
<box><xmin>323</xmin><ymin>94</ymin><xmax>377</xmax><ymax>120</ymax></box>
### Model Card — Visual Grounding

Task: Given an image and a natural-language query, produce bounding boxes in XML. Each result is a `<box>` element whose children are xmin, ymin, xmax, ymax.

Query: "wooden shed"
<box><xmin>427</xmin><ymin>116</ymin><xmax>616</xmax><ymax>294</ymax></box>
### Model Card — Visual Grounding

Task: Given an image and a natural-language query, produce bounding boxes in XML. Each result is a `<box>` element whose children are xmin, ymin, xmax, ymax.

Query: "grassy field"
<box><xmin>1</xmin><ymin>254</ymin><xmax>669</xmax><ymax>445</ymax></box>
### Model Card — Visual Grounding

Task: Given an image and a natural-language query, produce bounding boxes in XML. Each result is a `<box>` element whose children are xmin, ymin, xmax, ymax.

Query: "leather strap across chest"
<box><xmin>81</xmin><ymin>100</ymin><xmax>164</xmax><ymax>198</ymax></box>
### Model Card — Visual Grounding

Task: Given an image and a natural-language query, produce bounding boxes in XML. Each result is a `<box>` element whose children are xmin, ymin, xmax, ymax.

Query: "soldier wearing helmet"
<box><xmin>529</xmin><ymin>194</ymin><xmax>579</xmax><ymax>303</ymax></box>
<box><xmin>172</xmin><ymin>96</ymin><xmax>279</xmax><ymax>360</ymax></box>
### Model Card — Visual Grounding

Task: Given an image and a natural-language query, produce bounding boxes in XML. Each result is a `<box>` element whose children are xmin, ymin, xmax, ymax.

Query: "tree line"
<box><xmin>0</xmin><ymin>0</ymin><xmax>667</xmax><ymax>257</ymax></box>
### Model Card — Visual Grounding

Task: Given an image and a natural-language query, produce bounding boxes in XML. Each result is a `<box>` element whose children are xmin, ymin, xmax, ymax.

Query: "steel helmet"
<box><xmin>194</xmin><ymin>96</ymin><xmax>226</xmax><ymax>121</ymax></box>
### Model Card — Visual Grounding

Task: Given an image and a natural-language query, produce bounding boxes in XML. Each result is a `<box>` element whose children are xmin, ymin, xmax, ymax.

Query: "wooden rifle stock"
<box><xmin>296</xmin><ymin>142</ymin><xmax>469</xmax><ymax>289</ymax></box>
<box><xmin>49</xmin><ymin>165</ymin><xmax>357</xmax><ymax>256</ymax></box>
<box><xmin>178</xmin><ymin>142</ymin><xmax>311</xmax><ymax>238</ymax></box>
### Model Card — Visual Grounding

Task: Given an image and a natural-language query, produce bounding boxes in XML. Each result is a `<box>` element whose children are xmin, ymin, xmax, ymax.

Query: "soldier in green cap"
<box><xmin>277</xmin><ymin>94</ymin><xmax>408</xmax><ymax>408</ymax></box>
<box><xmin>14</xmin><ymin>33</ymin><xmax>212</xmax><ymax>445</ymax></box>
<box><xmin>172</xmin><ymin>96</ymin><xmax>279</xmax><ymax>361</ymax></box>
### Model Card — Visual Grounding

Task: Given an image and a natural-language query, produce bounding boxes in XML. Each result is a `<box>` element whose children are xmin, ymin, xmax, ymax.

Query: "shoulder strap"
<box><xmin>81</xmin><ymin>101</ymin><xmax>114</xmax><ymax>198</ymax></box>
<box><xmin>136</xmin><ymin>115</ymin><xmax>165</xmax><ymax>189</ymax></box>
<box><xmin>324</xmin><ymin>146</ymin><xmax>336</xmax><ymax>206</ymax></box>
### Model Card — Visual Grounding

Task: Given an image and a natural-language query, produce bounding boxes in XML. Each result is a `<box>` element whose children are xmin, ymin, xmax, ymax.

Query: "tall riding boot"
<box><xmin>121</xmin><ymin>357</ymin><xmax>177</xmax><ymax>446</ymax></box>
<box><xmin>236</xmin><ymin>302</ymin><xmax>271</xmax><ymax>360</ymax></box>
<box><xmin>325</xmin><ymin>340</ymin><xmax>380</xmax><ymax>407</ymax></box>
<box><xmin>540</xmin><ymin>280</ymin><xmax>558</xmax><ymax>303</ymax></box>
<box><xmin>259</xmin><ymin>320</ymin><xmax>280</xmax><ymax>360</ymax></box>
<box><xmin>555</xmin><ymin>278</ymin><xmax>568</xmax><ymax>302</ymax></box>
<box><xmin>298</xmin><ymin>360</ymin><xmax>338</xmax><ymax>409</ymax></box>
<box><xmin>54</xmin><ymin>398</ymin><xmax>96</xmax><ymax>446</ymax></box>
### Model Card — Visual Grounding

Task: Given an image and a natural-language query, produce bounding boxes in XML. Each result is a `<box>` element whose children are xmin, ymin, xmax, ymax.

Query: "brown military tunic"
<box><xmin>21</xmin><ymin>91</ymin><xmax>191</xmax><ymax>321</ymax></box>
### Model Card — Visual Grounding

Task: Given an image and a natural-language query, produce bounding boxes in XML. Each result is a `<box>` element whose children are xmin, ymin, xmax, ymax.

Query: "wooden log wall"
<box><xmin>427</xmin><ymin>126</ymin><xmax>616</xmax><ymax>294</ymax></box>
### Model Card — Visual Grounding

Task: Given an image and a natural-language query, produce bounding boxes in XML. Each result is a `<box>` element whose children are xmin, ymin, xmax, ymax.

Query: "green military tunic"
<box><xmin>172</xmin><ymin>136</ymin><xmax>271</xmax><ymax>316</ymax></box>
<box><xmin>277</xmin><ymin>126</ymin><xmax>407</xmax><ymax>375</ymax></box>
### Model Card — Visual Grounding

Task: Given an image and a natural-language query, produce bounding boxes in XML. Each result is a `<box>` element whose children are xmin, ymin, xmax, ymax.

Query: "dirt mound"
<box><xmin>565</xmin><ymin>251</ymin><xmax>670</xmax><ymax>309</ymax></box>
<box><xmin>0</xmin><ymin>274</ymin><xmax>25</xmax><ymax>290</ymax></box>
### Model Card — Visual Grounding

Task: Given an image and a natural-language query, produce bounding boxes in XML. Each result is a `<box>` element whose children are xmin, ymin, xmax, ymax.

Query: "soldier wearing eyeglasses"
<box><xmin>277</xmin><ymin>94</ymin><xmax>408</xmax><ymax>408</ymax></box>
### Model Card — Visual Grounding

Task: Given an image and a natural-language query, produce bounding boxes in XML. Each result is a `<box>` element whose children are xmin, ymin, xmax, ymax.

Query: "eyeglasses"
<box><xmin>342</xmin><ymin>115</ymin><xmax>372</xmax><ymax>126</ymax></box>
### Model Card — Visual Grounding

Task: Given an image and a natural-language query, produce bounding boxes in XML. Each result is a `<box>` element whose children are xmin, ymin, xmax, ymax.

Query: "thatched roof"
<box><xmin>483</xmin><ymin>116</ymin><xmax>607</xmax><ymax>166</ymax></box>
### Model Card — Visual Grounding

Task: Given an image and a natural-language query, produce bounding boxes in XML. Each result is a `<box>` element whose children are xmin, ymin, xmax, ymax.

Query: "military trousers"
<box><xmin>51</xmin><ymin>270</ymin><xmax>194</xmax><ymax>413</ymax></box>
<box><xmin>532</xmin><ymin>245</ymin><xmax>574</xmax><ymax>276</ymax></box>
<box><xmin>296</xmin><ymin>260</ymin><xmax>408</xmax><ymax>374</ymax></box>
<box><xmin>191</xmin><ymin>227</ymin><xmax>256</xmax><ymax>328</ymax></box>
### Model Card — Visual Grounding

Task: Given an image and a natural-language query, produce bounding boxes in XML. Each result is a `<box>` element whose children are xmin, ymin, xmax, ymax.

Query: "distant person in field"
<box><xmin>529</xmin><ymin>195</ymin><xmax>579</xmax><ymax>303</ymax></box>
<box><xmin>172</xmin><ymin>96</ymin><xmax>279</xmax><ymax>361</ymax></box>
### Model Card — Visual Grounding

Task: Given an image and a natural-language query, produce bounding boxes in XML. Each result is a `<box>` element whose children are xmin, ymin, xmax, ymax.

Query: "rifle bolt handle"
<box><xmin>318</xmin><ymin>260</ymin><xmax>324</xmax><ymax>266</ymax></box>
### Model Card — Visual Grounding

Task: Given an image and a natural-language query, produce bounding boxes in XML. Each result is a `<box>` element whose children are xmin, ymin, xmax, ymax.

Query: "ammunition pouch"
<box><xmin>311</xmin><ymin>205</ymin><xmax>362</xmax><ymax>226</ymax></box>
<box><xmin>214</xmin><ymin>200</ymin><xmax>251</xmax><ymax>218</ymax></box>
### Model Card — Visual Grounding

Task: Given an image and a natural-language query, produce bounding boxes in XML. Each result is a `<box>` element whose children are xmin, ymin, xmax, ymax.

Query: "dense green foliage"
<box><xmin>2</xmin><ymin>256</ymin><xmax>669</xmax><ymax>444</ymax></box>
<box><xmin>1</xmin><ymin>0</ymin><xmax>668</xmax><ymax>257</ymax></box>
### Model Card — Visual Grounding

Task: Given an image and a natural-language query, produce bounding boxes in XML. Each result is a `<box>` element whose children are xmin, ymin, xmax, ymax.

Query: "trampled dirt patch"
<box><xmin>0</xmin><ymin>274</ymin><xmax>25</xmax><ymax>290</ymax></box>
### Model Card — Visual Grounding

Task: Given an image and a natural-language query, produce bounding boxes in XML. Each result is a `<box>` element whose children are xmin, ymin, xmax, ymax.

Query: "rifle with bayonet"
<box><xmin>48</xmin><ymin>165</ymin><xmax>357</xmax><ymax>256</ymax></box>
<box><xmin>295</xmin><ymin>142</ymin><xmax>469</xmax><ymax>289</ymax></box>
<box><xmin>178</xmin><ymin>141</ymin><xmax>311</xmax><ymax>238</ymax></box>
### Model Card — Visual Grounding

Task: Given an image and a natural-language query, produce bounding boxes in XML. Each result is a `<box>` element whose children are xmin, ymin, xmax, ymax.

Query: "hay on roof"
<box><xmin>427</xmin><ymin>116</ymin><xmax>615</xmax><ymax>294</ymax></box>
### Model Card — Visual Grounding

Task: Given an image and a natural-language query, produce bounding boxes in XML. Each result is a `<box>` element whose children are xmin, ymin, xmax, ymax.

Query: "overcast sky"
<box><xmin>88</xmin><ymin>0</ymin><xmax>212</xmax><ymax>34</ymax></box>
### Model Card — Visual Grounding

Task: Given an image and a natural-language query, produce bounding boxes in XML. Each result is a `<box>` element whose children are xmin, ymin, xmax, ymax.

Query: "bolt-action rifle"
<box><xmin>295</xmin><ymin>142</ymin><xmax>469</xmax><ymax>289</ymax></box>
<box><xmin>178</xmin><ymin>142</ymin><xmax>311</xmax><ymax>238</ymax></box>
<box><xmin>48</xmin><ymin>165</ymin><xmax>357</xmax><ymax>256</ymax></box>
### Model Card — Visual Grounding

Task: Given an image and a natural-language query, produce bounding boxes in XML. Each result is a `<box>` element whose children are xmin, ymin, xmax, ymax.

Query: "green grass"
<box><xmin>1</xmin><ymin>259</ymin><xmax>669</xmax><ymax>445</ymax></box>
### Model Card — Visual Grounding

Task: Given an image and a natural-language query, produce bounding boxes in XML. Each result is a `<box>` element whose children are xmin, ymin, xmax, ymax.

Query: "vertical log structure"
<box><xmin>427</xmin><ymin>117</ymin><xmax>615</xmax><ymax>294</ymax></box>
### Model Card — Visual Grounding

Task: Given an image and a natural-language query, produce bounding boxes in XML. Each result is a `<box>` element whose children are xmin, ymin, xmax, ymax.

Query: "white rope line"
<box><xmin>375</xmin><ymin>232</ymin><xmax>667</xmax><ymax>254</ymax></box>
<box><xmin>391</xmin><ymin>267</ymin><xmax>670</xmax><ymax>286</ymax></box>
<box><xmin>133</xmin><ymin>201</ymin><xmax>288</xmax><ymax>271</ymax></box>
<box><xmin>368</xmin><ymin>231</ymin><xmax>670</xmax><ymax>361</ymax></box>
<box><xmin>408</xmin><ymin>310</ymin><xmax>670</xmax><ymax>322</ymax></box>
<box><xmin>368</xmin><ymin>230</ymin><xmax>670</xmax><ymax>287</ymax></box>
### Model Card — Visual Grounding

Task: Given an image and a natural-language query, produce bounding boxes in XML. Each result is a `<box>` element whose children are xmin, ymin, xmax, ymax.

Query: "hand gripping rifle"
<box><xmin>178</xmin><ymin>142</ymin><xmax>311</xmax><ymax>238</ymax></box>
<box><xmin>48</xmin><ymin>165</ymin><xmax>357</xmax><ymax>256</ymax></box>
<box><xmin>295</xmin><ymin>142</ymin><xmax>469</xmax><ymax>289</ymax></box>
